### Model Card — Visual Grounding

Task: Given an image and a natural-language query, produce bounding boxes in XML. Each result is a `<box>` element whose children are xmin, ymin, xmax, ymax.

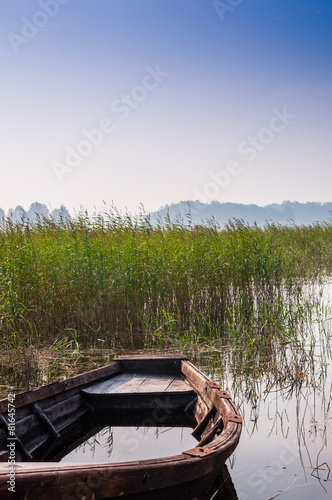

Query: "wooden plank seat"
<box><xmin>82</xmin><ymin>373</ymin><xmax>194</xmax><ymax>395</ymax></box>
<box><xmin>81</xmin><ymin>372</ymin><xmax>197</xmax><ymax>412</ymax></box>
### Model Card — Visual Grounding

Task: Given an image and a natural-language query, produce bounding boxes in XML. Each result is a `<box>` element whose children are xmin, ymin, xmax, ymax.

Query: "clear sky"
<box><xmin>1</xmin><ymin>0</ymin><xmax>331</xmax><ymax>214</ymax></box>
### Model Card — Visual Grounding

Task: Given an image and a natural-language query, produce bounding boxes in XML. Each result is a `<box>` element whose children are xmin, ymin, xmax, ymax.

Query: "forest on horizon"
<box><xmin>2</xmin><ymin>200</ymin><xmax>332</xmax><ymax>226</ymax></box>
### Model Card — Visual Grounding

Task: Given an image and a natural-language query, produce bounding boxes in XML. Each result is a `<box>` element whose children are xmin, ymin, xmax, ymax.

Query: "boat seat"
<box><xmin>80</xmin><ymin>373</ymin><xmax>197</xmax><ymax>414</ymax></box>
<box><xmin>81</xmin><ymin>373</ymin><xmax>194</xmax><ymax>395</ymax></box>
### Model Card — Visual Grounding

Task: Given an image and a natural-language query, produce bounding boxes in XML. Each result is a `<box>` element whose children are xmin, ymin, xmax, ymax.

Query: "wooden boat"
<box><xmin>0</xmin><ymin>355</ymin><xmax>242</xmax><ymax>499</ymax></box>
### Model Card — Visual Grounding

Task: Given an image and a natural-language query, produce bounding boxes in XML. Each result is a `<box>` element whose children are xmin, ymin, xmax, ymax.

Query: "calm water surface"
<box><xmin>61</xmin><ymin>426</ymin><xmax>198</xmax><ymax>463</ymax></box>
<box><xmin>228</xmin><ymin>281</ymin><xmax>332</xmax><ymax>499</ymax></box>
<box><xmin>0</xmin><ymin>282</ymin><xmax>331</xmax><ymax>499</ymax></box>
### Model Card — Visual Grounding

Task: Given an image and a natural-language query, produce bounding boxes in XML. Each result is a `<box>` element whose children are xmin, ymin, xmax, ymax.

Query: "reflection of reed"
<box><xmin>206</xmin><ymin>464</ymin><xmax>238</xmax><ymax>500</ymax></box>
<box><xmin>296</xmin><ymin>379</ymin><xmax>332</xmax><ymax>492</ymax></box>
<box><xmin>61</xmin><ymin>425</ymin><xmax>240</xmax><ymax>499</ymax></box>
<box><xmin>75</xmin><ymin>426</ymin><xmax>114</xmax><ymax>459</ymax></box>
<box><xmin>195</xmin><ymin>289</ymin><xmax>332</xmax><ymax>495</ymax></box>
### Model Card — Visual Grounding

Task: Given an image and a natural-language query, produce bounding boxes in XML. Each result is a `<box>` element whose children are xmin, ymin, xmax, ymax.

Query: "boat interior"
<box><xmin>0</xmin><ymin>355</ymin><xmax>239</xmax><ymax>464</ymax></box>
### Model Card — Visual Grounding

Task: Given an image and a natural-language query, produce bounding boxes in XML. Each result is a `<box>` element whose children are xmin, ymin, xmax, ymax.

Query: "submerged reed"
<box><xmin>0</xmin><ymin>210</ymin><xmax>331</xmax><ymax>350</ymax></box>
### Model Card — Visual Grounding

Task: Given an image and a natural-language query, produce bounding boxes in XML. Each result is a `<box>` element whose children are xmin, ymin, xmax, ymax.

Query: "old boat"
<box><xmin>0</xmin><ymin>355</ymin><xmax>242</xmax><ymax>499</ymax></box>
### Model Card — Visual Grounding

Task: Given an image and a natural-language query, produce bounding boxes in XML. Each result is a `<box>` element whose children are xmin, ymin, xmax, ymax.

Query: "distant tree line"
<box><xmin>0</xmin><ymin>202</ymin><xmax>70</xmax><ymax>224</ymax></box>
<box><xmin>150</xmin><ymin>200</ymin><xmax>332</xmax><ymax>226</ymax></box>
<box><xmin>2</xmin><ymin>200</ymin><xmax>331</xmax><ymax>227</ymax></box>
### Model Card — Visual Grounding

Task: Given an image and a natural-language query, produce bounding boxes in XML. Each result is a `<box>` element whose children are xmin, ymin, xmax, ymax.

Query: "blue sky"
<box><xmin>1</xmin><ymin>0</ymin><xmax>331</xmax><ymax>214</ymax></box>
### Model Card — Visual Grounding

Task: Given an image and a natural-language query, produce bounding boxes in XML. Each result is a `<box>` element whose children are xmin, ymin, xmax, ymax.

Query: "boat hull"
<box><xmin>0</xmin><ymin>355</ymin><xmax>242</xmax><ymax>499</ymax></box>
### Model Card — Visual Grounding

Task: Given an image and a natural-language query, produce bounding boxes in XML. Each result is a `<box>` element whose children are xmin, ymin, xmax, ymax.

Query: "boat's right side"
<box><xmin>181</xmin><ymin>359</ymin><xmax>242</xmax><ymax>463</ymax></box>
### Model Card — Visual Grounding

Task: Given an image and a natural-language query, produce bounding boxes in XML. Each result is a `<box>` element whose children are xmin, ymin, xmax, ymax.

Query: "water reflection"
<box><xmin>58</xmin><ymin>426</ymin><xmax>238</xmax><ymax>499</ymax></box>
<box><xmin>61</xmin><ymin>426</ymin><xmax>198</xmax><ymax>463</ymax></box>
<box><xmin>0</xmin><ymin>283</ymin><xmax>331</xmax><ymax>498</ymax></box>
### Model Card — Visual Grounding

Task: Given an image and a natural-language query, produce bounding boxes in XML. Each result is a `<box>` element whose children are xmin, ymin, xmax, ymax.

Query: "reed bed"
<box><xmin>0</xmin><ymin>210</ymin><xmax>332</xmax><ymax>350</ymax></box>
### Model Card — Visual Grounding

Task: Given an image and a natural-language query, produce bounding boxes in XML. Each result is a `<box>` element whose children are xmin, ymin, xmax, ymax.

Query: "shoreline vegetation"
<box><xmin>0</xmin><ymin>209</ymin><xmax>331</xmax><ymax>389</ymax></box>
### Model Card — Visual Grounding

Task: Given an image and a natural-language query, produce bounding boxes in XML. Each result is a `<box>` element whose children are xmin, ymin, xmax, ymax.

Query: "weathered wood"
<box><xmin>116</xmin><ymin>355</ymin><xmax>188</xmax><ymax>361</ymax></box>
<box><xmin>11</xmin><ymin>413</ymin><xmax>47</xmax><ymax>446</ymax></box>
<box><xmin>0</xmin><ymin>453</ymin><xmax>215</xmax><ymax>498</ymax></box>
<box><xmin>0</xmin><ymin>356</ymin><xmax>242</xmax><ymax>499</ymax></box>
<box><xmin>0</xmin><ymin>361</ymin><xmax>121</xmax><ymax>413</ymax></box>
<box><xmin>116</xmin><ymin>355</ymin><xmax>187</xmax><ymax>375</ymax></box>
<box><xmin>165</xmin><ymin>377</ymin><xmax>191</xmax><ymax>392</ymax></box>
<box><xmin>192</xmin><ymin>405</ymin><xmax>217</xmax><ymax>440</ymax></box>
<box><xmin>0</xmin><ymin>413</ymin><xmax>32</xmax><ymax>460</ymax></box>
<box><xmin>46</xmin><ymin>424</ymin><xmax>104</xmax><ymax>462</ymax></box>
<box><xmin>198</xmin><ymin>417</ymin><xmax>224</xmax><ymax>447</ymax></box>
<box><xmin>81</xmin><ymin>370</ymin><xmax>196</xmax><ymax>413</ymax></box>
<box><xmin>32</xmin><ymin>403</ymin><xmax>60</xmax><ymax>439</ymax></box>
<box><xmin>0</xmin><ymin>463</ymin><xmax>237</xmax><ymax>500</ymax></box>
<box><xmin>183</xmin><ymin>446</ymin><xmax>216</xmax><ymax>457</ymax></box>
<box><xmin>135</xmin><ymin>375</ymin><xmax>175</xmax><ymax>393</ymax></box>
<box><xmin>37</xmin><ymin>414</ymin><xmax>95</xmax><ymax>462</ymax></box>
<box><xmin>83</xmin><ymin>373</ymin><xmax>192</xmax><ymax>396</ymax></box>
<box><xmin>180</xmin><ymin>359</ymin><xmax>242</xmax><ymax>459</ymax></box>
<box><xmin>183</xmin><ymin>395</ymin><xmax>198</xmax><ymax>414</ymax></box>
<box><xmin>181</xmin><ymin>360</ymin><xmax>221</xmax><ymax>410</ymax></box>
<box><xmin>0</xmin><ymin>450</ymin><xmax>9</xmax><ymax>462</ymax></box>
<box><xmin>82</xmin><ymin>391</ymin><xmax>197</xmax><ymax>412</ymax></box>
<box><xmin>82</xmin><ymin>373</ymin><xmax>138</xmax><ymax>394</ymax></box>
<box><xmin>44</xmin><ymin>394</ymin><xmax>86</xmax><ymax>431</ymax></box>
<box><xmin>114</xmin><ymin>375</ymin><xmax>148</xmax><ymax>393</ymax></box>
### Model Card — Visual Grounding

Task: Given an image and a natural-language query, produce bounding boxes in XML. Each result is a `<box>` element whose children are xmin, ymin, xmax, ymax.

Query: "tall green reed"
<box><xmin>0</xmin><ymin>211</ymin><xmax>331</xmax><ymax>349</ymax></box>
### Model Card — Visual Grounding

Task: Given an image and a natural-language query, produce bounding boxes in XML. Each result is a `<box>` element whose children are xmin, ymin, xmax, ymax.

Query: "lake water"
<box><xmin>226</xmin><ymin>281</ymin><xmax>332</xmax><ymax>499</ymax></box>
<box><xmin>229</xmin><ymin>364</ymin><xmax>332</xmax><ymax>499</ymax></box>
<box><xmin>61</xmin><ymin>426</ymin><xmax>198</xmax><ymax>463</ymax></box>
<box><xmin>0</xmin><ymin>282</ymin><xmax>331</xmax><ymax>499</ymax></box>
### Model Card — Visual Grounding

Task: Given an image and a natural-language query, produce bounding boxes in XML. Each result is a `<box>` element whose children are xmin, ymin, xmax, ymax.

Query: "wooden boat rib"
<box><xmin>0</xmin><ymin>355</ymin><xmax>242</xmax><ymax>499</ymax></box>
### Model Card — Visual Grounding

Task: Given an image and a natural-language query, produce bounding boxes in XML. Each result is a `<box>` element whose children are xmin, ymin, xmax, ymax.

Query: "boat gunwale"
<box><xmin>0</xmin><ymin>355</ymin><xmax>242</xmax><ymax>476</ymax></box>
<box><xmin>0</xmin><ymin>362</ymin><xmax>122</xmax><ymax>414</ymax></box>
